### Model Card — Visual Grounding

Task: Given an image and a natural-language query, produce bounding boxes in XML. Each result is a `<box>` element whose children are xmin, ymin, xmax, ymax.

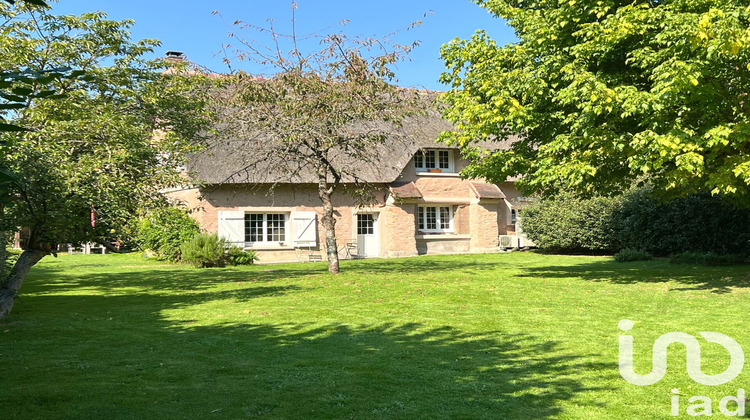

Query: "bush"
<box><xmin>136</xmin><ymin>207</ymin><xmax>199</xmax><ymax>261</ymax></box>
<box><xmin>180</xmin><ymin>233</ymin><xmax>259</xmax><ymax>268</ymax></box>
<box><xmin>521</xmin><ymin>192</ymin><xmax>621</xmax><ymax>253</ymax></box>
<box><xmin>226</xmin><ymin>246</ymin><xmax>258</xmax><ymax>266</ymax></box>
<box><xmin>3</xmin><ymin>247</ymin><xmax>21</xmax><ymax>276</ymax></box>
<box><xmin>522</xmin><ymin>188</ymin><xmax>750</xmax><ymax>256</ymax></box>
<box><xmin>669</xmin><ymin>252</ymin><xmax>747</xmax><ymax>266</ymax></box>
<box><xmin>616</xmin><ymin>191</ymin><xmax>750</xmax><ymax>257</ymax></box>
<box><xmin>180</xmin><ymin>233</ymin><xmax>228</xmax><ymax>268</ymax></box>
<box><xmin>613</xmin><ymin>249</ymin><xmax>652</xmax><ymax>263</ymax></box>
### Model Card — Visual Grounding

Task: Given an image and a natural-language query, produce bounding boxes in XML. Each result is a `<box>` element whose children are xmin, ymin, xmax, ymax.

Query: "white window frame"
<box><xmin>244</xmin><ymin>212</ymin><xmax>290</xmax><ymax>246</ymax></box>
<box><xmin>414</xmin><ymin>149</ymin><xmax>454</xmax><ymax>173</ymax></box>
<box><xmin>511</xmin><ymin>209</ymin><xmax>517</xmax><ymax>225</ymax></box>
<box><xmin>417</xmin><ymin>205</ymin><xmax>454</xmax><ymax>233</ymax></box>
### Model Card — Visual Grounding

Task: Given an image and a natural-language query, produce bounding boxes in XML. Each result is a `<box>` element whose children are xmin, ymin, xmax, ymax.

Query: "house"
<box><xmin>169</xmin><ymin>107</ymin><xmax>530</xmax><ymax>263</ymax></box>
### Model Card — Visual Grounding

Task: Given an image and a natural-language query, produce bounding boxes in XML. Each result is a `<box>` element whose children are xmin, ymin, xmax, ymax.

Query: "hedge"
<box><xmin>521</xmin><ymin>189</ymin><xmax>750</xmax><ymax>256</ymax></box>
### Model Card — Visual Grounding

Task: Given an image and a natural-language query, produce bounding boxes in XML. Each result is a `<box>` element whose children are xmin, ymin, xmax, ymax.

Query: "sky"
<box><xmin>49</xmin><ymin>0</ymin><xmax>517</xmax><ymax>91</ymax></box>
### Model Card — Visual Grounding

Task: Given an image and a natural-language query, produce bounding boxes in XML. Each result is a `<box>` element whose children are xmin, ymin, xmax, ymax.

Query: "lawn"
<box><xmin>2</xmin><ymin>252</ymin><xmax>749</xmax><ymax>419</ymax></box>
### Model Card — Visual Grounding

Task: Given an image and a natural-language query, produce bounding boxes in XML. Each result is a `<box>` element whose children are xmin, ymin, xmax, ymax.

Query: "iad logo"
<box><xmin>618</xmin><ymin>319</ymin><xmax>746</xmax><ymax>417</ymax></box>
<box><xmin>618</xmin><ymin>319</ymin><xmax>744</xmax><ymax>386</ymax></box>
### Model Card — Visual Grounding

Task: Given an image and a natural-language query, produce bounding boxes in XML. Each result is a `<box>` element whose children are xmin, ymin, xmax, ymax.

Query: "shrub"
<box><xmin>669</xmin><ymin>252</ymin><xmax>747</xmax><ymax>266</ymax></box>
<box><xmin>520</xmin><ymin>192</ymin><xmax>621</xmax><ymax>253</ymax></box>
<box><xmin>615</xmin><ymin>191</ymin><xmax>750</xmax><ymax>257</ymax></box>
<box><xmin>136</xmin><ymin>207</ymin><xmax>199</xmax><ymax>261</ymax></box>
<box><xmin>3</xmin><ymin>247</ymin><xmax>21</xmax><ymax>276</ymax></box>
<box><xmin>522</xmin><ymin>188</ymin><xmax>750</xmax><ymax>256</ymax></box>
<box><xmin>226</xmin><ymin>246</ymin><xmax>258</xmax><ymax>266</ymax></box>
<box><xmin>613</xmin><ymin>249</ymin><xmax>652</xmax><ymax>263</ymax></box>
<box><xmin>180</xmin><ymin>233</ymin><xmax>228</xmax><ymax>268</ymax></box>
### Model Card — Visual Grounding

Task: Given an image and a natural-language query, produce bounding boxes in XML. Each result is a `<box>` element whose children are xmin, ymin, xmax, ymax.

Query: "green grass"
<box><xmin>2</xmin><ymin>252</ymin><xmax>750</xmax><ymax>419</ymax></box>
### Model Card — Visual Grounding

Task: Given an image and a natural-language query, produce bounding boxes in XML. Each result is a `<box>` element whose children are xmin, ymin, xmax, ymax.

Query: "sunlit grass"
<box><xmin>2</xmin><ymin>252</ymin><xmax>749</xmax><ymax>418</ymax></box>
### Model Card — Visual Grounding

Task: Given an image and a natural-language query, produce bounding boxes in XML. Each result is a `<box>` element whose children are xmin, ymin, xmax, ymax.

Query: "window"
<box><xmin>245</xmin><ymin>213</ymin><xmax>288</xmax><ymax>244</ymax></box>
<box><xmin>414</xmin><ymin>149</ymin><xmax>454</xmax><ymax>172</ymax></box>
<box><xmin>511</xmin><ymin>209</ymin><xmax>517</xmax><ymax>225</ymax></box>
<box><xmin>418</xmin><ymin>205</ymin><xmax>453</xmax><ymax>232</ymax></box>
<box><xmin>357</xmin><ymin>214</ymin><xmax>375</xmax><ymax>235</ymax></box>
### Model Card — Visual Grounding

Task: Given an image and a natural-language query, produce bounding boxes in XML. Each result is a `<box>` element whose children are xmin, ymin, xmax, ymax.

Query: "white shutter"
<box><xmin>291</xmin><ymin>211</ymin><xmax>317</xmax><ymax>247</ymax></box>
<box><xmin>218</xmin><ymin>211</ymin><xmax>245</xmax><ymax>246</ymax></box>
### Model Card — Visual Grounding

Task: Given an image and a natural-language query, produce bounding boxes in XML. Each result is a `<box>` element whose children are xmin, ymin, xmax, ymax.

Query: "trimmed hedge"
<box><xmin>521</xmin><ymin>189</ymin><xmax>750</xmax><ymax>256</ymax></box>
<box><xmin>520</xmin><ymin>192</ymin><xmax>621</xmax><ymax>253</ymax></box>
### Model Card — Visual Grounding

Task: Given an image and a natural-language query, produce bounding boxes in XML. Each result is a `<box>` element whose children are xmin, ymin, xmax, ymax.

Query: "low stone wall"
<box><xmin>416</xmin><ymin>234</ymin><xmax>471</xmax><ymax>255</ymax></box>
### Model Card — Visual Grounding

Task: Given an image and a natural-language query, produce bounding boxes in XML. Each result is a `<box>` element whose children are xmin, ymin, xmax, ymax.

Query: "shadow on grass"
<box><xmin>5</xmin><ymin>299</ymin><xmax>614</xmax><ymax>418</ymax></box>
<box><xmin>517</xmin><ymin>258</ymin><xmax>750</xmax><ymax>294</ymax></box>
<box><xmin>3</xmin><ymin>260</ymin><xmax>616</xmax><ymax>419</ymax></box>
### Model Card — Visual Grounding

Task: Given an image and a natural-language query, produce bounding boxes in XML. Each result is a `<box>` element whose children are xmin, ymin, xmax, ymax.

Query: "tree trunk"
<box><xmin>318</xmin><ymin>175</ymin><xmax>340</xmax><ymax>274</ymax></box>
<box><xmin>0</xmin><ymin>249</ymin><xmax>46</xmax><ymax>320</ymax></box>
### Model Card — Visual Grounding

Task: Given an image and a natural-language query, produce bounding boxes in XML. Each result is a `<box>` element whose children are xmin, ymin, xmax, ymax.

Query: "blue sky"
<box><xmin>50</xmin><ymin>0</ymin><xmax>516</xmax><ymax>91</ymax></box>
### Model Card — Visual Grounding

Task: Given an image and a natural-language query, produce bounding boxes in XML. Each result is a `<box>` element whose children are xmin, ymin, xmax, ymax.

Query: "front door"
<box><xmin>356</xmin><ymin>213</ymin><xmax>379</xmax><ymax>258</ymax></box>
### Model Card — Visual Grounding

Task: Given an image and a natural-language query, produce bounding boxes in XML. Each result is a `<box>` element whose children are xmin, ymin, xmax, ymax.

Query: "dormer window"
<box><xmin>414</xmin><ymin>149</ymin><xmax>454</xmax><ymax>172</ymax></box>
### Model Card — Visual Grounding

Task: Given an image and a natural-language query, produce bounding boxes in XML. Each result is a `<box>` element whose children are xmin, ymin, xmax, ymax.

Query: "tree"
<box><xmin>440</xmin><ymin>0</ymin><xmax>750</xmax><ymax>199</ymax></box>
<box><xmin>0</xmin><ymin>7</ymin><xmax>215</xmax><ymax>320</ymax></box>
<box><xmin>214</xmin><ymin>6</ymin><xmax>428</xmax><ymax>274</ymax></box>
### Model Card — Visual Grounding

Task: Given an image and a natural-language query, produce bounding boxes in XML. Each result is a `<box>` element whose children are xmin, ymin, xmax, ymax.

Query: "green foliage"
<box><xmin>523</xmin><ymin>189</ymin><xmax>750</xmax><ymax>255</ymax></box>
<box><xmin>520</xmin><ymin>193</ymin><xmax>621</xmax><ymax>253</ymax></box>
<box><xmin>669</xmin><ymin>252</ymin><xmax>747</xmax><ymax>266</ymax></box>
<box><xmin>0</xmin><ymin>7</ymin><xmax>214</xmax><ymax>252</ymax></box>
<box><xmin>136</xmin><ymin>207</ymin><xmax>199</xmax><ymax>261</ymax></box>
<box><xmin>179</xmin><ymin>233</ymin><xmax>228</xmax><ymax>268</ymax></box>
<box><xmin>615</xmin><ymin>190</ymin><xmax>750</xmax><ymax>256</ymax></box>
<box><xmin>613</xmin><ymin>249</ymin><xmax>652</xmax><ymax>263</ymax></box>
<box><xmin>3</xmin><ymin>247</ymin><xmax>20</xmax><ymax>275</ymax></box>
<box><xmin>225</xmin><ymin>246</ymin><xmax>258</xmax><ymax>266</ymax></box>
<box><xmin>440</xmin><ymin>0</ymin><xmax>750</xmax><ymax>198</ymax></box>
<box><xmin>179</xmin><ymin>233</ymin><xmax>258</xmax><ymax>268</ymax></box>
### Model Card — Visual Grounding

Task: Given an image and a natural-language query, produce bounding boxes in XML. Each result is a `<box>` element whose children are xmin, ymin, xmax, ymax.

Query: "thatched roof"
<box><xmin>187</xmin><ymin>94</ymin><xmax>517</xmax><ymax>185</ymax></box>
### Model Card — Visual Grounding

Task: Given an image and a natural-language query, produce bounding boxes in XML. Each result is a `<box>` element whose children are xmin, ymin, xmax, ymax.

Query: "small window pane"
<box><xmin>245</xmin><ymin>214</ymin><xmax>263</xmax><ymax>242</ymax></box>
<box><xmin>357</xmin><ymin>214</ymin><xmax>374</xmax><ymax>235</ymax></box>
<box><xmin>414</xmin><ymin>151</ymin><xmax>423</xmax><ymax>168</ymax></box>
<box><xmin>425</xmin><ymin>207</ymin><xmax>437</xmax><ymax>230</ymax></box>
<box><xmin>439</xmin><ymin>151</ymin><xmax>450</xmax><ymax>169</ymax></box>
<box><xmin>439</xmin><ymin>207</ymin><xmax>451</xmax><ymax>230</ymax></box>
<box><xmin>266</xmin><ymin>214</ymin><xmax>285</xmax><ymax>242</ymax></box>
<box><xmin>418</xmin><ymin>207</ymin><xmax>424</xmax><ymax>230</ymax></box>
<box><xmin>425</xmin><ymin>151</ymin><xmax>436</xmax><ymax>168</ymax></box>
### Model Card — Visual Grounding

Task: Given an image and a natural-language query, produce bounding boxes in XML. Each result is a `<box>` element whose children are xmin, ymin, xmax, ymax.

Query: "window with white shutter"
<box><xmin>291</xmin><ymin>211</ymin><xmax>317</xmax><ymax>247</ymax></box>
<box><xmin>217</xmin><ymin>211</ymin><xmax>246</xmax><ymax>246</ymax></box>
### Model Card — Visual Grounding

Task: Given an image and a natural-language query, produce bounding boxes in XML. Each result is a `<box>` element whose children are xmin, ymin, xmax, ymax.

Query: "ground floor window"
<box><xmin>418</xmin><ymin>205</ymin><xmax>453</xmax><ymax>233</ymax></box>
<box><xmin>245</xmin><ymin>213</ymin><xmax>287</xmax><ymax>243</ymax></box>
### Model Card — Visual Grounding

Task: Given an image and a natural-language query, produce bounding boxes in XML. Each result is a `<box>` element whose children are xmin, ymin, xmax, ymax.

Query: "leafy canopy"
<box><xmin>440</xmin><ymin>0</ymin><xmax>750</xmax><ymax>198</ymax></box>
<box><xmin>0</xmin><ymin>6</ymin><xmax>214</xmax><ymax>248</ymax></box>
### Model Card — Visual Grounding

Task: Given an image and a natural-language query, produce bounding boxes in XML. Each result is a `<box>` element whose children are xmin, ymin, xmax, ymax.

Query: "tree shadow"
<box><xmin>517</xmin><ymin>258</ymin><xmax>750</xmax><ymax>294</ymax></box>
<box><xmin>3</xmin><ymin>261</ymin><xmax>616</xmax><ymax>419</ymax></box>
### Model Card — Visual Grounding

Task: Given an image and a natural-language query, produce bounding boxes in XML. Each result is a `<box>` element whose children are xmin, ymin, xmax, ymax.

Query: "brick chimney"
<box><xmin>165</xmin><ymin>51</ymin><xmax>185</xmax><ymax>63</ymax></box>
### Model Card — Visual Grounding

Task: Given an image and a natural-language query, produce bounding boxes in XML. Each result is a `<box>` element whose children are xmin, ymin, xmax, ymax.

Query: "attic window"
<box><xmin>414</xmin><ymin>149</ymin><xmax>454</xmax><ymax>172</ymax></box>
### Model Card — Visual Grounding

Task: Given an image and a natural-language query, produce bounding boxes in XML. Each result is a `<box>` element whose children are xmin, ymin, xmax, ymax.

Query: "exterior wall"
<box><xmin>497</xmin><ymin>181</ymin><xmax>526</xmax><ymax>235</ymax></box>
<box><xmin>469</xmin><ymin>200</ymin><xmax>501</xmax><ymax>252</ymax></box>
<box><xmin>169</xmin><ymin>184</ymin><xmax>389</xmax><ymax>263</ymax></box>
<box><xmin>454</xmin><ymin>204</ymin><xmax>470</xmax><ymax>235</ymax></box>
<box><xmin>169</xmin><ymin>154</ymin><xmax>528</xmax><ymax>263</ymax></box>
<box><xmin>381</xmin><ymin>202</ymin><xmax>418</xmax><ymax>258</ymax></box>
<box><xmin>416</xmin><ymin>235</ymin><xmax>471</xmax><ymax>255</ymax></box>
